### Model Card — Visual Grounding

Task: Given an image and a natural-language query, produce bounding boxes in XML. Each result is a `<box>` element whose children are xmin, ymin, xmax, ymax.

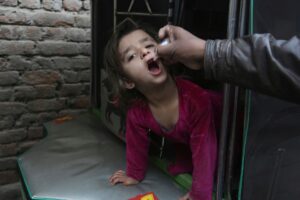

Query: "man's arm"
<box><xmin>157</xmin><ymin>25</ymin><xmax>300</xmax><ymax>102</ymax></box>
<box><xmin>204</xmin><ymin>34</ymin><xmax>300</xmax><ymax>102</ymax></box>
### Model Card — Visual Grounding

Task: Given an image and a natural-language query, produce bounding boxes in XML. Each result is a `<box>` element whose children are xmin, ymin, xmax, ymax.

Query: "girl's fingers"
<box><xmin>178</xmin><ymin>192</ymin><xmax>191</xmax><ymax>200</ymax></box>
<box><xmin>123</xmin><ymin>177</ymin><xmax>137</xmax><ymax>186</ymax></box>
<box><xmin>109</xmin><ymin>170</ymin><xmax>125</xmax><ymax>183</ymax></box>
<box><xmin>109</xmin><ymin>170</ymin><xmax>138</xmax><ymax>186</ymax></box>
<box><xmin>111</xmin><ymin>176</ymin><xmax>122</xmax><ymax>185</ymax></box>
<box><xmin>110</xmin><ymin>174</ymin><xmax>126</xmax><ymax>185</ymax></box>
<box><xmin>114</xmin><ymin>170</ymin><xmax>125</xmax><ymax>176</ymax></box>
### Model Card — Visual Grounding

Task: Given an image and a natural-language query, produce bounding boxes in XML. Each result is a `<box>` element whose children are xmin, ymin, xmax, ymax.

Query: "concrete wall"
<box><xmin>0</xmin><ymin>0</ymin><xmax>91</xmax><ymax>199</ymax></box>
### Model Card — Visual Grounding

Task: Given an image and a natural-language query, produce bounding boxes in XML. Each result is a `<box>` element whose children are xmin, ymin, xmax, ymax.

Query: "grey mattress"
<box><xmin>18</xmin><ymin>113</ymin><xmax>184</xmax><ymax>200</ymax></box>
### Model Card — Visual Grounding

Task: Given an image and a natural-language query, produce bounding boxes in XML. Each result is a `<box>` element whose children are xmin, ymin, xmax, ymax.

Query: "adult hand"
<box><xmin>157</xmin><ymin>25</ymin><xmax>206</xmax><ymax>70</ymax></box>
<box><xmin>109</xmin><ymin>170</ymin><xmax>139</xmax><ymax>186</ymax></box>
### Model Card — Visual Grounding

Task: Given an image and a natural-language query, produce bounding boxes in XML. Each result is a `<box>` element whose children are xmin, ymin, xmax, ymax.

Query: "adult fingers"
<box><xmin>158</xmin><ymin>25</ymin><xmax>176</xmax><ymax>42</ymax></box>
<box><xmin>158</xmin><ymin>25</ymin><xmax>170</xmax><ymax>39</ymax></box>
<box><xmin>157</xmin><ymin>42</ymin><xmax>177</xmax><ymax>61</ymax></box>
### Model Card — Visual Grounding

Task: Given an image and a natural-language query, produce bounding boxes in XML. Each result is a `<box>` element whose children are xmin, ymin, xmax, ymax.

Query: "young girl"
<box><xmin>105</xmin><ymin>18</ymin><xmax>222</xmax><ymax>200</ymax></box>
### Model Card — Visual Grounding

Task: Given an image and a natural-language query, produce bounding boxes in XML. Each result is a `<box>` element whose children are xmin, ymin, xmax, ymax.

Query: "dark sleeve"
<box><xmin>204</xmin><ymin>33</ymin><xmax>300</xmax><ymax>102</ymax></box>
<box><xmin>188</xmin><ymin>98</ymin><xmax>217</xmax><ymax>200</ymax></box>
<box><xmin>125</xmin><ymin>108</ymin><xmax>150</xmax><ymax>181</ymax></box>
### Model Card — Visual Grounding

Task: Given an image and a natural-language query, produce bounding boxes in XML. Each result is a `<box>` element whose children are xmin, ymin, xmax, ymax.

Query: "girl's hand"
<box><xmin>109</xmin><ymin>170</ymin><xmax>139</xmax><ymax>186</ymax></box>
<box><xmin>179</xmin><ymin>192</ymin><xmax>192</xmax><ymax>200</ymax></box>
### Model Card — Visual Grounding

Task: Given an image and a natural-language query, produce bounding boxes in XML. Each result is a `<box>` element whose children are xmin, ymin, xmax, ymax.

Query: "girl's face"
<box><xmin>118</xmin><ymin>29</ymin><xmax>168</xmax><ymax>91</ymax></box>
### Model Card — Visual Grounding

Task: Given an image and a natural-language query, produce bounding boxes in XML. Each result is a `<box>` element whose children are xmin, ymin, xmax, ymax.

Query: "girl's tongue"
<box><xmin>147</xmin><ymin>60</ymin><xmax>161</xmax><ymax>75</ymax></box>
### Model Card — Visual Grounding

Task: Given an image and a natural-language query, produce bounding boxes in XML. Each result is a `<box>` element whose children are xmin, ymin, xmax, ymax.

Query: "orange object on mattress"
<box><xmin>128</xmin><ymin>192</ymin><xmax>159</xmax><ymax>200</ymax></box>
<box><xmin>54</xmin><ymin>115</ymin><xmax>73</xmax><ymax>124</ymax></box>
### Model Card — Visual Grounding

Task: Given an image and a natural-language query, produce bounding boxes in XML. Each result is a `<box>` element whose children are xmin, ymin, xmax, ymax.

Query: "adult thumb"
<box><xmin>156</xmin><ymin>43</ymin><xmax>176</xmax><ymax>61</ymax></box>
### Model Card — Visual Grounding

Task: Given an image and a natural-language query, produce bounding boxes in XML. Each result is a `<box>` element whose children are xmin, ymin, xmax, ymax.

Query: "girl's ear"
<box><xmin>124</xmin><ymin>79</ymin><xmax>135</xmax><ymax>89</ymax></box>
<box><xmin>119</xmin><ymin>78</ymin><xmax>135</xmax><ymax>89</ymax></box>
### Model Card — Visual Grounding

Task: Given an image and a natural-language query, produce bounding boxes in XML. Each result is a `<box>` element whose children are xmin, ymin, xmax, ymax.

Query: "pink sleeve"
<box><xmin>189</xmin><ymin>99</ymin><xmax>217</xmax><ymax>200</ymax></box>
<box><xmin>125</xmin><ymin>108</ymin><xmax>150</xmax><ymax>181</ymax></box>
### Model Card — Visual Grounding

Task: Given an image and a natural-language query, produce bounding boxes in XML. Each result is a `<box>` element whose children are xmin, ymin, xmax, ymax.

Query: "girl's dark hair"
<box><xmin>103</xmin><ymin>18</ymin><xmax>159</xmax><ymax>110</ymax></box>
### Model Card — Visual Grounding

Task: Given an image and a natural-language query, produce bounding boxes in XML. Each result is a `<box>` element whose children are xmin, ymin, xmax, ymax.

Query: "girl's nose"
<box><xmin>140</xmin><ymin>47</ymin><xmax>150</xmax><ymax>59</ymax></box>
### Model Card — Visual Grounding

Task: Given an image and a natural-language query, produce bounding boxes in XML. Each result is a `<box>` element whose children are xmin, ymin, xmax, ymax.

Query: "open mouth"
<box><xmin>147</xmin><ymin>59</ymin><xmax>161</xmax><ymax>75</ymax></box>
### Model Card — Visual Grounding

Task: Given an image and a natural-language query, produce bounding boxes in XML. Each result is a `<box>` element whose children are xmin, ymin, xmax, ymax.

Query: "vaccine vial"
<box><xmin>160</xmin><ymin>38</ymin><xmax>170</xmax><ymax>46</ymax></box>
<box><xmin>155</xmin><ymin>38</ymin><xmax>170</xmax><ymax>58</ymax></box>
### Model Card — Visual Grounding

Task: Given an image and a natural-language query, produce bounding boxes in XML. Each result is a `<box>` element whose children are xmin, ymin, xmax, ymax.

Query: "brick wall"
<box><xmin>0</xmin><ymin>0</ymin><xmax>91</xmax><ymax>199</ymax></box>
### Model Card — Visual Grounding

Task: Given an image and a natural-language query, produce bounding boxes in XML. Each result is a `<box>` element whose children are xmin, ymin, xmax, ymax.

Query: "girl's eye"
<box><xmin>128</xmin><ymin>54</ymin><xmax>136</xmax><ymax>62</ymax></box>
<box><xmin>145</xmin><ymin>44</ymin><xmax>155</xmax><ymax>48</ymax></box>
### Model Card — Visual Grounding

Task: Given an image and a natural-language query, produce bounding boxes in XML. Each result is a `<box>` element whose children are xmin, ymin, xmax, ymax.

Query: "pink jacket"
<box><xmin>125</xmin><ymin>78</ymin><xmax>222</xmax><ymax>200</ymax></box>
